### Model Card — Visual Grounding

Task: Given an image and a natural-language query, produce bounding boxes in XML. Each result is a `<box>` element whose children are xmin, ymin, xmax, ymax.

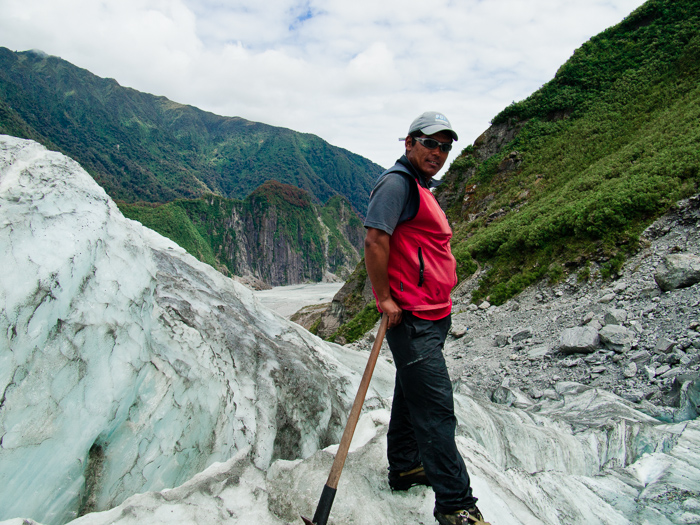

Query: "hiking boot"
<box><xmin>434</xmin><ymin>506</ymin><xmax>489</xmax><ymax>525</ymax></box>
<box><xmin>388</xmin><ymin>465</ymin><xmax>431</xmax><ymax>491</ymax></box>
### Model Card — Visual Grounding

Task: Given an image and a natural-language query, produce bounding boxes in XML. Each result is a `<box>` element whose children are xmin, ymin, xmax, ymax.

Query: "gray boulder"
<box><xmin>494</xmin><ymin>333</ymin><xmax>509</xmax><ymax>347</ymax></box>
<box><xmin>560</xmin><ymin>326</ymin><xmax>600</xmax><ymax>354</ymax></box>
<box><xmin>623</xmin><ymin>361</ymin><xmax>638</xmax><ymax>378</ymax></box>
<box><xmin>512</xmin><ymin>327</ymin><xmax>533</xmax><ymax>343</ymax></box>
<box><xmin>604</xmin><ymin>309</ymin><xmax>628</xmax><ymax>325</ymax></box>
<box><xmin>654</xmin><ymin>337</ymin><xmax>676</xmax><ymax>354</ymax></box>
<box><xmin>599</xmin><ymin>325</ymin><xmax>635</xmax><ymax>353</ymax></box>
<box><xmin>654</xmin><ymin>253</ymin><xmax>700</xmax><ymax>291</ymax></box>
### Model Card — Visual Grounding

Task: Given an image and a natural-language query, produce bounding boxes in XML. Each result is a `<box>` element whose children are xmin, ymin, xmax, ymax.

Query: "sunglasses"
<box><xmin>414</xmin><ymin>136</ymin><xmax>452</xmax><ymax>152</ymax></box>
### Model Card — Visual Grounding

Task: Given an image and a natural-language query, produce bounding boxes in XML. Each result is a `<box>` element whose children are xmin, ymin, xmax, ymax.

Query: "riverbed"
<box><xmin>252</xmin><ymin>282</ymin><xmax>344</xmax><ymax>318</ymax></box>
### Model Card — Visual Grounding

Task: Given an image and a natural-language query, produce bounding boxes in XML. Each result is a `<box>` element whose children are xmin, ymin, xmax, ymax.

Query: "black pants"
<box><xmin>386</xmin><ymin>311</ymin><xmax>477</xmax><ymax>513</ymax></box>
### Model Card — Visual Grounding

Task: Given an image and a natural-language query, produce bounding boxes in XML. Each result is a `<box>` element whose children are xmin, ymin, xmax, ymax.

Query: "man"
<box><xmin>364</xmin><ymin>112</ymin><xmax>487</xmax><ymax>525</ymax></box>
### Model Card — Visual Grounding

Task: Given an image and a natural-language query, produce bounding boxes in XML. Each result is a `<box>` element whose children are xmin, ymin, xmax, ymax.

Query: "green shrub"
<box><xmin>330</xmin><ymin>304</ymin><xmax>381</xmax><ymax>344</ymax></box>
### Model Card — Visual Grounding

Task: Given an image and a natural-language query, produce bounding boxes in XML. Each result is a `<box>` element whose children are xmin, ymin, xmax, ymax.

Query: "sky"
<box><xmin>0</xmin><ymin>0</ymin><xmax>647</xmax><ymax>169</ymax></box>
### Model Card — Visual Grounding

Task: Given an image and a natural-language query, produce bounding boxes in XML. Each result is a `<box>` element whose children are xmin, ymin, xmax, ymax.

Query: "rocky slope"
<box><xmin>350</xmin><ymin>194</ymin><xmax>700</xmax><ymax>420</ymax></box>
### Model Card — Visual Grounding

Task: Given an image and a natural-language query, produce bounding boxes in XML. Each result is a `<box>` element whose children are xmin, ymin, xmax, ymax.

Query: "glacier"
<box><xmin>0</xmin><ymin>134</ymin><xmax>699</xmax><ymax>525</ymax></box>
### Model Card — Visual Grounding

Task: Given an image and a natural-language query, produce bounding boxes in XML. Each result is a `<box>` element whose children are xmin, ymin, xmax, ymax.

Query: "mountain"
<box><xmin>0</xmin><ymin>47</ymin><xmax>382</xmax><ymax>215</ymax></box>
<box><xmin>321</xmin><ymin>0</ymin><xmax>700</xmax><ymax>341</ymax></box>
<box><xmin>117</xmin><ymin>183</ymin><xmax>364</xmax><ymax>286</ymax></box>
<box><xmin>2</xmin><ymin>134</ymin><xmax>699</xmax><ymax>525</ymax></box>
<box><xmin>436</xmin><ymin>0</ymin><xmax>700</xmax><ymax>304</ymax></box>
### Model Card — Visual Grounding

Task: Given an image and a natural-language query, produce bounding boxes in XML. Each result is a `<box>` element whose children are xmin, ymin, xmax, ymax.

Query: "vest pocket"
<box><xmin>417</xmin><ymin>247</ymin><xmax>424</xmax><ymax>287</ymax></box>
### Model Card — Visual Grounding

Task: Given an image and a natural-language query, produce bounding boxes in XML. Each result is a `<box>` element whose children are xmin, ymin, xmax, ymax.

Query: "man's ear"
<box><xmin>404</xmin><ymin>135</ymin><xmax>414</xmax><ymax>153</ymax></box>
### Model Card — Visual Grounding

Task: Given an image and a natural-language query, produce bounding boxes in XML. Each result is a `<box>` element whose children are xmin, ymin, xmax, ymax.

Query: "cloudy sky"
<box><xmin>1</xmin><ymin>0</ymin><xmax>646</xmax><ymax>169</ymax></box>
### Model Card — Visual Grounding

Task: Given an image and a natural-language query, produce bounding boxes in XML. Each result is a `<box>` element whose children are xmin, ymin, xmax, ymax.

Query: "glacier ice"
<box><xmin>1</xmin><ymin>134</ymin><xmax>699</xmax><ymax>525</ymax></box>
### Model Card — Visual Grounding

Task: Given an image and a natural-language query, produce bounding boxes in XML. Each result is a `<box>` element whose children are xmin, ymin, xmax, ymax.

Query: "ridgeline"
<box><xmin>0</xmin><ymin>47</ymin><xmax>381</xmax><ymax>216</ymax></box>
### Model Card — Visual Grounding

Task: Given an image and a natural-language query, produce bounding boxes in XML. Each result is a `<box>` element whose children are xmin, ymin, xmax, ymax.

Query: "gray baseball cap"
<box><xmin>408</xmin><ymin>111</ymin><xmax>458</xmax><ymax>141</ymax></box>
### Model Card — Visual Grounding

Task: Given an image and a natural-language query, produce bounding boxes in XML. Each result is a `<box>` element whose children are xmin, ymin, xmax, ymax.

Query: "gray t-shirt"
<box><xmin>364</xmin><ymin>156</ymin><xmax>433</xmax><ymax>235</ymax></box>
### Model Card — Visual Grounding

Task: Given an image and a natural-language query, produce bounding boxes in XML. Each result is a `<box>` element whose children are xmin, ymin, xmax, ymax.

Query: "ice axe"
<box><xmin>302</xmin><ymin>313</ymin><xmax>389</xmax><ymax>525</ymax></box>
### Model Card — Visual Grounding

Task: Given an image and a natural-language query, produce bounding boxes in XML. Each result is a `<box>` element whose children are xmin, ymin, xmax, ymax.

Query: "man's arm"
<box><xmin>364</xmin><ymin>227</ymin><xmax>402</xmax><ymax>328</ymax></box>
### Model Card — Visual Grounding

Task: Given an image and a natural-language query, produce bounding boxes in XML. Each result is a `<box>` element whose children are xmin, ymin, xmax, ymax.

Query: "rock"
<box><xmin>560</xmin><ymin>326</ymin><xmax>600</xmax><ymax>354</ymax></box>
<box><xmin>660</xmin><ymin>367</ymin><xmax>685</xmax><ymax>379</ymax></box>
<box><xmin>613</xmin><ymin>281</ymin><xmax>629</xmax><ymax>293</ymax></box>
<box><xmin>629</xmin><ymin>321</ymin><xmax>644</xmax><ymax>334</ymax></box>
<box><xmin>561</xmin><ymin>358</ymin><xmax>583</xmax><ymax>368</ymax></box>
<box><xmin>587</xmin><ymin>319</ymin><xmax>603</xmax><ymax>331</ymax></box>
<box><xmin>654</xmin><ymin>337</ymin><xmax>676</xmax><ymax>354</ymax></box>
<box><xmin>599</xmin><ymin>293</ymin><xmax>617</xmax><ymax>304</ymax></box>
<box><xmin>630</xmin><ymin>350</ymin><xmax>652</xmax><ymax>365</ymax></box>
<box><xmin>599</xmin><ymin>325</ymin><xmax>635</xmax><ymax>353</ymax></box>
<box><xmin>512</xmin><ymin>327</ymin><xmax>533</xmax><ymax>343</ymax></box>
<box><xmin>542</xmin><ymin>389</ymin><xmax>560</xmax><ymax>401</ymax></box>
<box><xmin>479</xmin><ymin>301</ymin><xmax>491</xmax><ymax>310</ymax></box>
<box><xmin>623</xmin><ymin>361</ymin><xmax>638</xmax><ymax>378</ymax></box>
<box><xmin>583</xmin><ymin>312</ymin><xmax>596</xmax><ymax>324</ymax></box>
<box><xmin>621</xmin><ymin>390</ymin><xmax>644</xmax><ymax>403</ymax></box>
<box><xmin>491</xmin><ymin>386</ymin><xmax>534</xmax><ymax>409</ymax></box>
<box><xmin>639</xmin><ymin>286</ymin><xmax>661</xmax><ymax>299</ymax></box>
<box><xmin>654</xmin><ymin>253</ymin><xmax>700</xmax><ymax>291</ymax></box>
<box><xmin>494</xmin><ymin>333</ymin><xmax>510</xmax><ymax>347</ymax></box>
<box><xmin>655</xmin><ymin>364</ymin><xmax>671</xmax><ymax>376</ymax></box>
<box><xmin>604</xmin><ymin>309</ymin><xmax>628</xmax><ymax>325</ymax></box>
<box><xmin>527</xmin><ymin>346</ymin><xmax>551</xmax><ymax>358</ymax></box>
<box><xmin>451</xmin><ymin>326</ymin><xmax>468</xmax><ymax>338</ymax></box>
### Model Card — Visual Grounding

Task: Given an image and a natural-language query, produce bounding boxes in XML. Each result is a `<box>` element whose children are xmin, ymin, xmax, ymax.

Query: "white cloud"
<box><xmin>0</xmin><ymin>0</ymin><xmax>647</xmax><ymax>168</ymax></box>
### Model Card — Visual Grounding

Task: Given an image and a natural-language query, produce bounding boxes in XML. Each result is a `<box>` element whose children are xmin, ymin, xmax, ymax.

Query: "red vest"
<box><xmin>384</xmin><ymin>177</ymin><xmax>457</xmax><ymax>313</ymax></box>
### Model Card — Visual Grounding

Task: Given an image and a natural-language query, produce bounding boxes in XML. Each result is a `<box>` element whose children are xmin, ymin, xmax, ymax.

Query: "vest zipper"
<box><xmin>417</xmin><ymin>247</ymin><xmax>424</xmax><ymax>287</ymax></box>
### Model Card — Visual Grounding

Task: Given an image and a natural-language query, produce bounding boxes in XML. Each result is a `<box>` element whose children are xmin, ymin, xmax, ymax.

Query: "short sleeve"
<box><xmin>363</xmin><ymin>172</ymin><xmax>412</xmax><ymax>235</ymax></box>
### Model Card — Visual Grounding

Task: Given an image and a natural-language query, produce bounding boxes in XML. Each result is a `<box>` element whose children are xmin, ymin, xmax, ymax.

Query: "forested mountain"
<box><xmin>319</xmin><ymin>0</ymin><xmax>700</xmax><ymax>342</ymax></box>
<box><xmin>118</xmin><ymin>183</ymin><xmax>364</xmax><ymax>286</ymax></box>
<box><xmin>0</xmin><ymin>47</ymin><xmax>381</xmax><ymax>215</ymax></box>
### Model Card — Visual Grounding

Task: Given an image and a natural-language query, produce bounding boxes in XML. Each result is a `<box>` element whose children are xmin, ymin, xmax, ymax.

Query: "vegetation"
<box><xmin>117</xmin><ymin>201</ymin><xmax>219</xmax><ymax>269</ymax></box>
<box><xmin>436</xmin><ymin>0</ymin><xmax>700</xmax><ymax>305</ymax></box>
<box><xmin>0</xmin><ymin>47</ymin><xmax>382</xmax><ymax>214</ymax></box>
<box><xmin>329</xmin><ymin>304</ymin><xmax>381</xmax><ymax>344</ymax></box>
<box><xmin>117</xmin><ymin>181</ymin><xmax>364</xmax><ymax>285</ymax></box>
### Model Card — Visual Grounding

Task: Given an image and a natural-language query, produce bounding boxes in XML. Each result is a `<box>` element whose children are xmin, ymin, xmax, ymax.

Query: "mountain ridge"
<box><xmin>0</xmin><ymin>46</ymin><xmax>381</xmax><ymax>215</ymax></box>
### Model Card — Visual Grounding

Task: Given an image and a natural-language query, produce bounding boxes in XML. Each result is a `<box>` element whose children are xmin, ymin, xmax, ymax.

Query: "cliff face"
<box><xmin>120</xmin><ymin>181</ymin><xmax>364</xmax><ymax>287</ymax></box>
<box><xmin>435</xmin><ymin>120</ymin><xmax>524</xmax><ymax>218</ymax></box>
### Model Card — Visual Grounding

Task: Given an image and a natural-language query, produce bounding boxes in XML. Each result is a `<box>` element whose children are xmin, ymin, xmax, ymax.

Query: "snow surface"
<box><xmin>1</xmin><ymin>135</ymin><xmax>699</xmax><ymax>525</ymax></box>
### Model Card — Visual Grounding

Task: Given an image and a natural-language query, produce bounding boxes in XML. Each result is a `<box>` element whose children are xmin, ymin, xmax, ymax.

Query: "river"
<box><xmin>252</xmin><ymin>281</ymin><xmax>345</xmax><ymax>318</ymax></box>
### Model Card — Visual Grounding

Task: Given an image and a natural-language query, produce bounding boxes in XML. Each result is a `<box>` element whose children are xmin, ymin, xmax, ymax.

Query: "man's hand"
<box><xmin>378</xmin><ymin>297</ymin><xmax>403</xmax><ymax>329</ymax></box>
<box><xmin>365</xmin><ymin>227</ymin><xmax>403</xmax><ymax>329</ymax></box>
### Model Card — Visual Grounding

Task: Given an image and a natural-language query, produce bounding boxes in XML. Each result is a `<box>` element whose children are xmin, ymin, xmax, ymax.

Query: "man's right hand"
<box><xmin>378</xmin><ymin>297</ymin><xmax>403</xmax><ymax>329</ymax></box>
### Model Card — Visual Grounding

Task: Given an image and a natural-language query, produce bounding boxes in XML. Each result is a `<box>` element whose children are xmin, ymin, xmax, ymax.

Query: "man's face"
<box><xmin>405</xmin><ymin>131</ymin><xmax>453</xmax><ymax>179</ymax></box>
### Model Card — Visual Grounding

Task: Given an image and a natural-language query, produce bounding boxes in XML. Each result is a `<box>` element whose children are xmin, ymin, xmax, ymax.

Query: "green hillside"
<box><xmin>118</xmin><ymin>181</ymin><xmax>364</xmax><ymax>285</ymax></box>
<box><xmin>436</xmin><ymin>0</ymin><xmax>700</xmax><ymax>305</ymax></box>
<box><xmin>323</xmin><ymin>0</ymin><xmax>700</xmax><ymax>343</ymax></box>
<box><xmin>0</xmin><ymin>47</ymin><xmax>381</xmax><ymax>215</ymax></box>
